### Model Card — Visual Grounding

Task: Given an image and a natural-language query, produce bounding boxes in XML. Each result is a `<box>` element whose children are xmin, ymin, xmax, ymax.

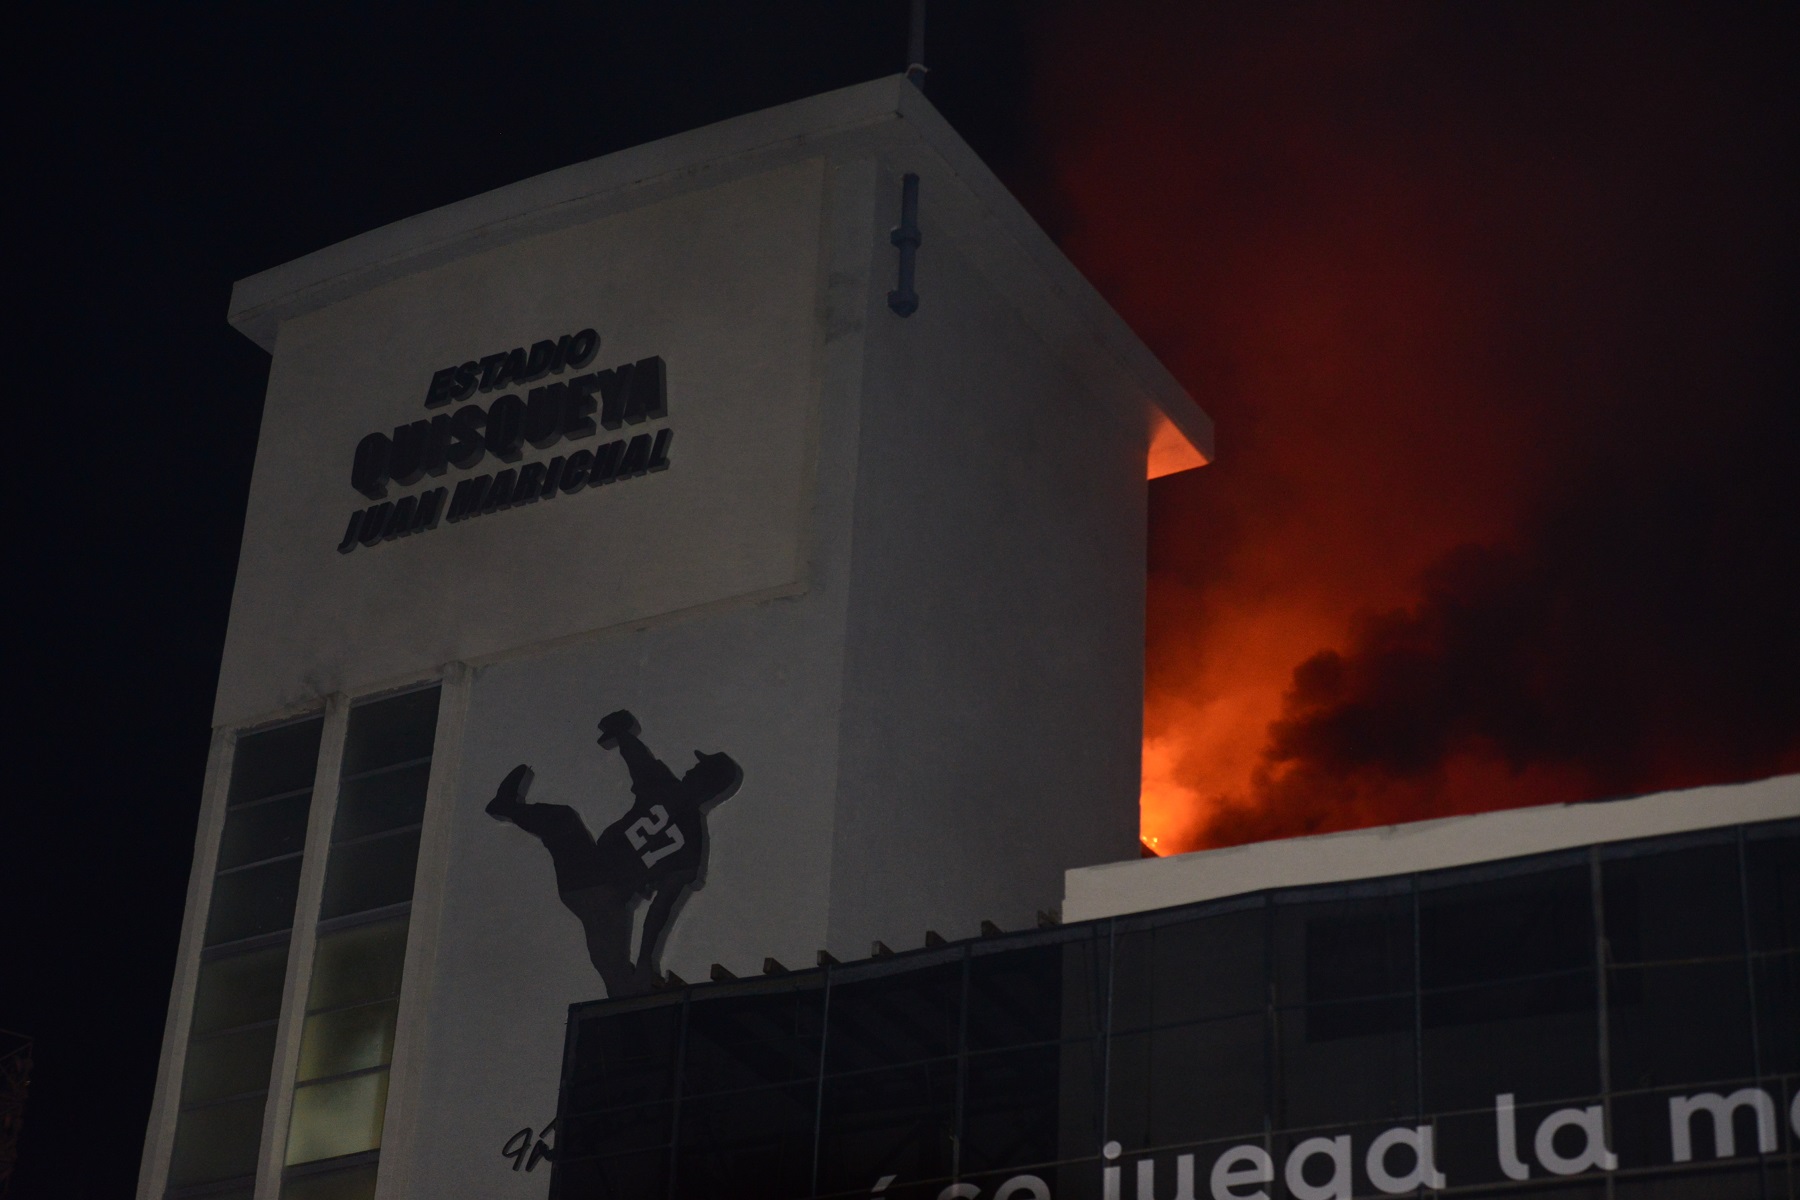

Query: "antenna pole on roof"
<box><xmin>905</xmin><ymin>0</ymin><xmax>928</xmax><ymax>91</ymax></box>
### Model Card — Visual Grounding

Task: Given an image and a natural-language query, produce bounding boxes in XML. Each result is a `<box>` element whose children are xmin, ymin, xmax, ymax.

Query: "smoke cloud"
<box><xmin>1030</xmin><ymin>2</ymin><xmax>1800</xmax><ymax>851</ymax></box>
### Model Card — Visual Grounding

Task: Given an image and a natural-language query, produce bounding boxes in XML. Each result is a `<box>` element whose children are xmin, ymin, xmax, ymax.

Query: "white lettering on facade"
<box><xmin>1365</xmin><ymin>1125</ymin><xmax>1446</xmax><ymax>1194</ymax></box>
<box><xmin>1534</xmin><ymin>1105</ymin><xmax>1617</xmax><ymax>1176</ymax></box>
<box><xmin>859</xmin><ymin>1085</ymin><xmax>1794</xmax><ymax>1200</ymax></box>
<box><xmin>1133</xmin><ymin>1154</ymin><xmax>1195</xmax><ymax>1200</ymax></box>
<box><xmin>1284</xmin><ymin>1135</ymin><xmax>1351</xmax><ymax>1200</ymax></box>
<box><xmin>1495</xmin><ymin>1093</ymin><xmax>1531</xmax><ymax>1180</ymax></box>
<box><xmin>1670</xmin><ymin>1089</ymin><xmax>1778</xmax><ymax>1162</ymax></box>
<box><xmin>1209</xmin><ymin>1144</ymin><xmax>1272</xmax><ymax>1200</ymax></box>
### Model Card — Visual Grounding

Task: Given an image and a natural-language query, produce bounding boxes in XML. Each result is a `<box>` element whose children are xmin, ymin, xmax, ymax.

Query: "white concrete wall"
<box><xmin>1063</xmin><ymin>773</ymin><xmax>1800</xmax><ymax>923</ymax></box>
<box><xmin>825</xmin><ymin>162</ymin><xmax>1145</xmax><ymax>955</ymax></box>
<box><xmin>217</xmin><ymin>158</ymin><xmax>829</xmax><ymax>727</ymax></box>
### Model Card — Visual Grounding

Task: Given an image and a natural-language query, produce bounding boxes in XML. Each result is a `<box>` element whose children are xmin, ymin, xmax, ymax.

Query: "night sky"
<box><xmin>5</xmin><ymin>4</ymin><xmax>1795</xmax><ymax>1196</ymax></box>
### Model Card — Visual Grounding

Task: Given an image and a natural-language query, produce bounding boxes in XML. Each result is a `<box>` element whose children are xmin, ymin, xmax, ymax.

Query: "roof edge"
<box><xmin>224</xmin><ymin>75</ymin><xmax>1212</xmax><ymax>458</ymax></box>
<box><xmin>228</xmin><ymin>76</ymin><xmax>917</xmax><ymax>353</ymax></box>
<box><xmin>886</xmin><ymin>83</ymin><xmax>1213</xmax><ymax>462</ymax></box>
<box><xmin>1065</xmin><ymin>772</ymin><xmax>1800</xmax><ymax>922</ymax></box>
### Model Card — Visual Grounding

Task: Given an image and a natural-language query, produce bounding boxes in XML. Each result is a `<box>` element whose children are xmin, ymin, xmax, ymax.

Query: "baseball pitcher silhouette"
<box><xmin>486</xmin><ymin>709</ymin><xmax>742</xmax><ymax>997</ymax></box>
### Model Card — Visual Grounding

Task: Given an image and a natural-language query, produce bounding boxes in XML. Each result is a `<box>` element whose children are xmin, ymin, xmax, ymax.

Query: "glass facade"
<box><xmin>168</xmin><ymin>715</ymin><xmax>325</xmax><ymax>1198</ymax></box>
<box><xmin>554</xmin><ymin>818</ymin><xmax>1799</xmax><ymax>1200</ymax></box>
<box><xmin>282</xmin><ymin>686</ymin><xmax>440</xmax><ymax>1198</ymax></box>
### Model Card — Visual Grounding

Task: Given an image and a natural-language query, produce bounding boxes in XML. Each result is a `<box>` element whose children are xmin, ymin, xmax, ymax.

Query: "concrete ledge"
<box><xmin>1063</xmin><ymin>773</ymin><xmax>1800</xmax><ymax>922</ymax></box>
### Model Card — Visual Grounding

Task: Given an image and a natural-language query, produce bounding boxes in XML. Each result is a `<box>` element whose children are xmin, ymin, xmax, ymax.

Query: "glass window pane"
<box><xmin>561</xmin><ymin>1100</ymin><xmax>673</xmax><ymax>1160</ymax></box>
<box><xmin>285</xmin><ymin>1069</ymin><xmax>390</xmax><ymax>1165</ymax></box>
<box><xmin>568</xmin><ymin>1002</ymin><xmax>681</xmax><ymax>1114</ymax></box>
<box><xmin>206</xmin><ymin>857</ymin><xmax>305</xmax><ymax>945</ymax></box>
<box><xmin>308</xmin><ymin>919</ymin><xmax>409</xmax><ymax>1012</ymax></box>
<box><xmin>296</xmin><ymin>1000</ymin><xmax>398</xmax><ymax>1082</ymax></box>
<box><xmin>1278</xmin><ymin>1002</ymin><xmax>1415</xmax><ymax>1127</ymax></box>
<box><xmin>1277</xmin><ymin>890</ymin><xmax>1412</xmax><ymax>1009</ymax></box>
<box><xmin>1607</xmin><ymin>1087</ymin><xmax>1667</xmax><ymax>1178</ymax></box>
<box><xmin>193</xmin><ymin>945</ymin><xmax>290</xmax><ymax>1035</ymax></box>
<box><xmin>1059</xmin><ymin>928</ymin><xmax>1110</xmax><ymax>1043</ymax></box>
<box><xmin>218</xmin><ymin>793</ymin><xmax>312</xmax><ymax>871</ymax></box>
<box><xmin>816</xmin><ymin>1061</ymin><xmax>957</xmax><ymax>1194</ymax></box>
<box><xmin>1602</xmin><ymin>840</ymin><xmax>1744</xmax><ymax>963</ymax></box>
<box><xmin>1422</xmin><ymin>975</ymin><xmax>1600</xmax><ymax>1109</ymax></box>
<box><xmin>1424</xmin><ymin>969</ymin><xmax>1595</xmax><ymax>1029</ymax></box>
<box><xmin>182</xmin><ymin>1023</ymin><xmax>278</xmax><ymax>1104</ymax></box>
<box><xmin>671</xmin><ymin>1083</ymin><xmax>813</xmax><ymax>1199</ymax></box>
<box><xmin>229</xmin><ymin>717</ymin><xmax>324</xmax><ymax>806</ymax></box>
<box><xmin>1609</xmin><ymin>960</ymin><xmax>1755</xmax><ymax>1090</ymax></box>
<box><xmin>1107</xmin><ymin>1014</ymin><xmax>1268</xmax><ymax>1151</ymax></box>
<box><xmin>280</xmin><ymin>1161</ymin><xmax>379</xmax><ymax>1200</ymax></box>
<box><xmin>167</xmin><ymin>1094</ymin><xmax>267</xmax><ymax>1187</ymax></box>
<box><xmin>557</xmin><ymin>1150</ymin><xmax>669</xmax><ymax>1199</ymax></box>
<box><xmin>1753</xmin><ymin>950</ymin><xmax>1799</xmax><ymax>1076</ymax></box>
<box><xmin>961</xmin><ymin>1044</ymin><xmax>1062</xmax><ymax>1173</ymax></box>
<box><xmin>1420</xmin><ymin>864</ymin><xmax>1593</xmax><ymax>988</ymax></box>
<box><xmin>331</xmin><ymin>762</ymin><xmax>430</xmax><ymax>841</ymax></box>
<box><xmin>1055</xmin><ymin>1037</ymin><xmax>1106</xmax><ymax>1164</ymax></box>
<box><xmin>318</xmin><ymin>829</ymin><xmax>421</xmax><ymax>921</ymax></box>
<box><xmin>1114</xmin><ymin>905</ymin><xmax>1268</xmax><ymax>1032</ymax></box>
<box><xmin>1611</xmin><ymin>1163</ymin><xmax>1771</xmax><ymax>1199</ymax></box>
<box><xmin>680</xmin><ymin>980</ymin><xmax>823</xmax><ymax>1097</ymax></box>
<box><xmin>1301</xmin><ymin>992</ymin><xmax>1413</xmax><ymax>1042</ymax></box>
<box><xmin>1745</xmin><ymin>826</ymin><xmax>1800</xmax><ymax>952</ymax></box>
<box><xmin>824</xmin><ymin>961</ymin><xmax>961</xmax><ymax>1073</ymax></box>
<box><xmin>340</xmin><ymin>688</ymin><xmax>440</xmax><ymax>777</ymax></box>
<box><xmin>1107</xmin><ymin>923</ymin><xmax>1158</xmax><ymax>1035</ymax></box>
<box><xmin>966</xmin><ymin>943</ymin><xmax>1065</xmax><ymax>1051</ymax></box>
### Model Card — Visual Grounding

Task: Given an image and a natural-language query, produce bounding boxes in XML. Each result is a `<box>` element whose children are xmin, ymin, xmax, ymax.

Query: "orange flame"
<box><xmin>1022</xmin><ymin>4</ymin><xmax>1800</xmax><ymax>854</ymax></box>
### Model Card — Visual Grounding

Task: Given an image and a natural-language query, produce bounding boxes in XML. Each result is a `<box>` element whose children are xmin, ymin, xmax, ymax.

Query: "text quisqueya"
<box><xmin>336</xmin><ymin>328</ymin><xmax>673</xmax><ymax>553</ymax></box>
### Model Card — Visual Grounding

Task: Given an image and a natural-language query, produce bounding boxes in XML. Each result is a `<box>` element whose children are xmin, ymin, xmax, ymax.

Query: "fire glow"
<box><xmin>1027</xmin><ymin>4</ymin><xmax>1800</xmax><ymax>855</ymax></box>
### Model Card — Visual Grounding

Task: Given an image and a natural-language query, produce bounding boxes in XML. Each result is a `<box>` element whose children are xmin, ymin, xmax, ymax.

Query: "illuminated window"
<box><xmin>281</xmin><ymin>686</ymin><xmax>438</xmax><ymax>1199</ymax></box>
<box><xmin>167</xmin><ymin>715</ymin><xmax>324</xmax><ymax>1196</ymax></box>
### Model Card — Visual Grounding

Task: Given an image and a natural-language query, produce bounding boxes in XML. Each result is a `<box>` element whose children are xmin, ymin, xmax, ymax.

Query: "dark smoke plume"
<box><xmin>1029</xmin><ymin>1</ymin><xmax>1800</xmax><ymax>850</ymax></box>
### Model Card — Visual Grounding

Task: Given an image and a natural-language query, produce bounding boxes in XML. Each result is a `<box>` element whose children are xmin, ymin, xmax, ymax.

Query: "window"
<box><xmin>1602</xmin><ymin>838</ymin><xmax>1756</xmax><ymax>1092</ymax></box>
<box><xmin>282</xmin><ymin>686</ymin><xmax>439</xmax><ymax>1199</ymax></box>
<box><xmin>167</xmin><ymin>715</ymin><xmax>324</xmax><ymax>1196</ymax></box>
<box><xmin>1418</xmin><ymin>860</ymin><xmax>1601</xmax><ymax>1112</ymax></box>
